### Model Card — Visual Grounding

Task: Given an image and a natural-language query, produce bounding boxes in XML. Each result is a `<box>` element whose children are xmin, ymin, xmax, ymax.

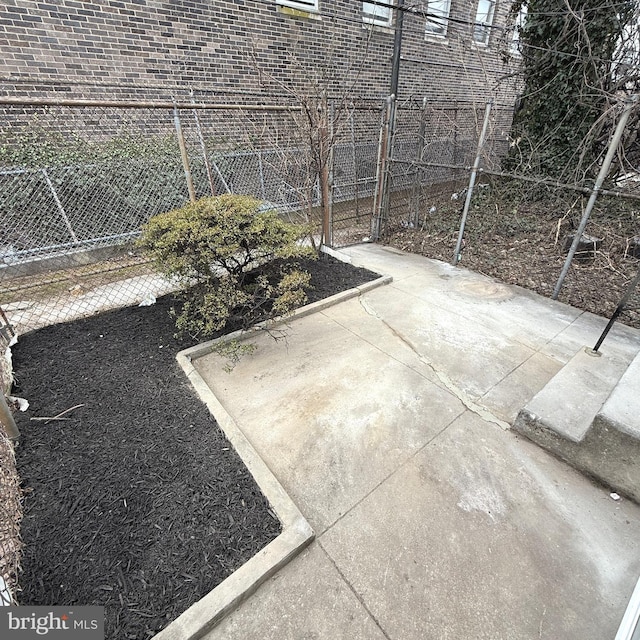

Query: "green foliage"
<box><xmin>505</xmin><ymin>0</ymin><xmax>635</xmax><ymax>179</ymax></box>
<box><xmin>0</xmin><ymin>125</ymin><xmax>180</xmax><ymax>170</ymax></box>
<box><xmin>139</xmin><ymin>194</ymin><xmax>315</xmax><ymax>342</ymax></box>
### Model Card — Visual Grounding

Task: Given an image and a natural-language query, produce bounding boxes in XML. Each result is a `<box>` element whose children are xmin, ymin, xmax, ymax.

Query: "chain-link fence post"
<box><xmin>319</xmin><ymin>96</ymin><xmax>333</xmax><ymax>247</ymax></box>
<box><xmin>371</xmin><ymin>95</ymin><xmax>395</xmax><ymax>241</ymax></box>
<box><xmin>41</xmin><ymin>168</ymin><xmax>78</xmax><ymax>242</ymax></box>
<box><xmin>350</xmin><ymin>108</ymin><xmax>361</xmax><ymax>220</ymax></box>
<box><xmin>453</xmin><ymin>100</ymin><xmax>492</xmax><ymax>265</ymax></box>
<box><xmin>190</xmin><ymin>91</ymin><xmax>216</xmax><ymax>196</ymax></box>
<box><xmin>173</xmin><ymin>102</ymin><xmax>196</xmax><ymax>203</ymax></box>
<box><xmin>552</xmin><ymin>95</ymin><xmax>639</xmax><ymax>299</ymax></box>
<box><xmin>409</xmin><ymin>97</ymin><xmax>427</xmax><ymax>227</ymax></box>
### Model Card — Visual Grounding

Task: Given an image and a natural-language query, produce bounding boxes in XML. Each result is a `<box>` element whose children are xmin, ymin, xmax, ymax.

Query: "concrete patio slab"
<box><xmin>354</xmin><ymin>284</ymin><xmax>537</xmax><ymax>399</ymax></box>
<box><xmin>321</xmin><ymin>411</ymin><xmax>640</xmax><ymax>640</ymax></box>
<box><xmin>194</xmin><ymin>309</ymin><xmax>465</xmax><ymax>533</ymax></box>
<box><xmin>540</xmin><ymin>309</ymin><xmax>640</xmax><ymax>364</ymax></box>
<box><xmin>189</xmin><ymin>244</ymin><xmax>640</xmax><ymax>639</ymax></box>
<box><xmin>319</xmin><ymin>412</ymin><xmax>640</xmax><ymax>640</ymax></box>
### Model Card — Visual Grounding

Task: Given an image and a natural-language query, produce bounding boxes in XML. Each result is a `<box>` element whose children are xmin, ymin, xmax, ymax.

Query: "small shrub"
<box><xmin>138</xmin><ymin>194</ymin><xmax>315</xmax><ymax>344</ymax></box>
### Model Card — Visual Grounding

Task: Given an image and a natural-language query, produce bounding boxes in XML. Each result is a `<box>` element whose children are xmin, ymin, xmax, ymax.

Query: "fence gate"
<box><xmin>327</xmin><ymin>104</ymin><xmax>384</xmax><ymax>249</ymax></box>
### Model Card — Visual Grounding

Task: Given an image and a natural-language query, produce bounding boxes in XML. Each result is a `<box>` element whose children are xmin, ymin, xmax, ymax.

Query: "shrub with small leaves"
<box><xmin>138</xmin><ymin>195</ymin><xmax>314</xmax><ymax>345</ymax></box>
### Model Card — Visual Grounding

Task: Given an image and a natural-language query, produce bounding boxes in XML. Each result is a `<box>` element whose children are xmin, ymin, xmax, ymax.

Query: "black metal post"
<box><xmin>593</xmin><ymin>266</ymin><xmax>640</xmax><ymax>353</ymax></box>
<box><xmin>390</xmin><ymin>0</ymin><xmax>405</xmax><ymax>99</ymax></box>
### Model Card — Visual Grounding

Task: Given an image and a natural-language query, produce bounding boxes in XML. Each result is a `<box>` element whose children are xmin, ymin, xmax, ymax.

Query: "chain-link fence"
<box><xmin>0</xmin><ymin>98</ymin><xmax>319</xmax><ymax>335</ymax></box>
<box><xmin>0</xmin><ymin>96</ymin><xmax>391</xmax><ymax>337</ymax></box>
<box><xmin>329</xmin><ymin>104</ymin><xmax>385</xmax><ymax>247</ymax></box>
<box><xmin>381</xmin><ymin>96</ymin><xmax>640</xmax><ymax>331</ymax></box>
<box><xmin>382</xmin><ymin>99</ymin><xmax>514</xmax><ymax>230</ymax></box>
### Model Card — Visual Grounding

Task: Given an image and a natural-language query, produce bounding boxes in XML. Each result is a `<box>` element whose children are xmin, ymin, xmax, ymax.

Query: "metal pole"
<box><xmin>389</xmin><ymin>0</ymin><xmax>405</xmax><ymax>98</ymax></box>
<box><xmin>453</xmin><ymin>100</ymin><xmax>492</xmax><ymax>265</ymax></box>
<box><xmin>371</xmin><ymin>95</ymin><xmax>394</xmax><ymax>241</ymax></box>
<box><xmin>552</xmin><ymin>96</ymin><xmax>638</xmax><ymax>299</ymax></box>
<box><xmin>0</xmin><ymin>307</ymin><xmax>15</xmax><ymax>338</ymax></box>
<box><xmin>258</xmin><ymin>151</ymin><xmax>267</xmax><ymax>200</ymax></box>
<box><xmin>0</xmin><ymin>96</ymin><xmax>303</xmax><ymax>111</ymax></box>
<box><xmin>210</xmin><ymin>158</ymin><xmax>231</xmax><ymax>194</ymax></box>
<box><xmin>410</xmin><ymin>97</ymin><xmax>427</xmax><ymax>227</ymax></box>
<box><xmin>319</xmin><ymin>95</ymin><xmax>331</xmax><ymax>247</ymax></box>
<box><xmin>0</xmin><ymin>394</ymin><xmax>19</xmax><ymax>441</ymax></box>
<box><xmin>327</xmin><ymin>102</ymin><xmax>335</xmax><ymax>247</ymax></box>
<box><xmin>592</xmin><ymin>265</ymin><xmax>640</xmax><ymax>353</ymax></box>
<box><xmin>190</xmin><ymin>90</ymin><xmax>216</xmax><ymax>196</ymax></box>
<box><xmin>173</xmin><ymin>102</ymin><xmax>196</xmax><ymax>203</ymax></box>
<box><xmin>42</xmin><ymin>169</ymin><xmax>78</xmax><ymax>243</ymax></box>
<box><xmin>350</xmin><ymin>108</ymin><xmax>360</xmax><ymax>219</ymax></box>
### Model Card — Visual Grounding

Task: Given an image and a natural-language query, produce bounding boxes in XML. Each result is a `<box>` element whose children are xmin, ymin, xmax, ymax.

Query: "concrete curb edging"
<box><xmin>175</xmin><ymin>273</ymin><xmax>392</xmax><ymax>364</ymax></box>
<box><xmin>154</xmin><ymin>351</ymin><xmax>314</xmax><ymax>640</ymax></box>
<box><xmin>156</xmin><ymin>269</ymin><xmax>392</xmax><ymax>639</ymax></box>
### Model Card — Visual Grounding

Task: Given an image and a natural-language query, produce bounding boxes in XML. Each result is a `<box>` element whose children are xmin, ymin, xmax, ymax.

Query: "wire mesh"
<box><xmin>329</xmin><ymin>105</ymin><xmax>383</xmax><ymax>247</ymax></box>
<box><xmin>0</xmin><ymin>100</ymin><xmax>331</xmax><ymax>334</ymax></box>
<box><xmin>383</xmin><ymin>98</ymin><xmax>640</xmax><ymax>329</ymax></box>
<box><xmin>386</xmin><ymin>101</ymin><xmax>505</xmax><ymax>231</ymax></box>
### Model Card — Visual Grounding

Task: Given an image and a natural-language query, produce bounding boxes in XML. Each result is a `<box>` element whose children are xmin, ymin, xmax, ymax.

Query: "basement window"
<box><xmin>363</xmin><ymin>1</ymin><xmax>393</xmax><ymax>26</ymax></box>
<box><xmin>276</xmin><ymin>0</ymin><xmax>319</xmax><ymax>12</ymax></box>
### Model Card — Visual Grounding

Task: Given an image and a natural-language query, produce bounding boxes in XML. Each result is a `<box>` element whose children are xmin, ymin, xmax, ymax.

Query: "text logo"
<box><xmin>2</xmin><ymin>607</ymin><xmax>104</xmax><ymax>638</ymax></box>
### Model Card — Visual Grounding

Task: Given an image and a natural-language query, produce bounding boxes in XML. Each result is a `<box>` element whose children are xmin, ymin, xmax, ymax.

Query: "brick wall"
<box><xmin>0</xmin><ymin>0</ymin><xmax>519</xmax><ymax>106</ymax></box>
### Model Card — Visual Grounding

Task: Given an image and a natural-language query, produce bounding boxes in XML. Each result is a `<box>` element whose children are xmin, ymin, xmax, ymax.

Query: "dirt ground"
<box><xmin>382</xmin><ymin>181</ymin><xmax>640</xmax><ymax>330</ymax></box>
<box><xmin>11</xmin><ymin>255</ymin><xmax>378</xmax><ymax>640</ymax></box>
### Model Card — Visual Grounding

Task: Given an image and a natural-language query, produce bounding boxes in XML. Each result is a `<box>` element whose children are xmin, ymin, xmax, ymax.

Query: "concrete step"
<box><xmin>514</xmin><ymin>347</ymin><xmax>640</xmax><ymax>502</ymax></box>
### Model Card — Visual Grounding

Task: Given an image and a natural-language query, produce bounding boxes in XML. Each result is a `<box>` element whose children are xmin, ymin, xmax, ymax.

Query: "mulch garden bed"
<box><xmin>11</xmin><ymin>254</ymin><xmax>378</xmax><ymax>640</ymax></box>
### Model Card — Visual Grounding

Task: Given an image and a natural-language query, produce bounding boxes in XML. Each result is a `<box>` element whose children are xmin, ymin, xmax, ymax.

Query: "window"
<box><xmin>276</xmin><ymin>0</ymin><xmax>319</xmax><ymax>12</ymax></box>
<box><xmin>363</xmin><ymin>1</ymin><xmax>392</xmax><ymax>27</ymax></box>
<box><xmin>424</xmin><ymin>0</ymin><xmax>452</xmax><ymax>38</ymax></box>
<box><xmin>473</xmin><ymin>0</ymin><xmax>496</xmax><ymax>45</ymax></box>
<box><xmin>510</xmin><ymin>6</ymin><xmax>527</xmax><ymax>55</ymax></box>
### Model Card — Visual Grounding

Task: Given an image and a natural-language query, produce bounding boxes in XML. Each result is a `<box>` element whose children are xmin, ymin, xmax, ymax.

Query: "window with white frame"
<box><xmin>363</xmin><ymin>1</ymin><xmax>393</xmax><ymax>26</ymax></box>
<box><xmin>276</xmin><ymin>0</ymin><xmax>319</xmax><ymax>12</ymax></box>
<box><xmin>424</xmin><ymin>0</ymin><xmax>452</xmax><ymax>38</ymax></box>
<box><xmin>473</xmin><ymin>0</ymin><xmax>496</xmax><ymax>45</ymax></box>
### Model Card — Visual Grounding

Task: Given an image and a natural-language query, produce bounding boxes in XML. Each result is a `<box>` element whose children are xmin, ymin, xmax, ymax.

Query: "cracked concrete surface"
<box><xmin>358</xmin><ymin>295</ymin><xmax>511</xmax><ymax>431</ymax></box>
<box><xmin>193</xmin><ymin>244</ymin><xmax>640</xmax><ymax>640</ymax></box>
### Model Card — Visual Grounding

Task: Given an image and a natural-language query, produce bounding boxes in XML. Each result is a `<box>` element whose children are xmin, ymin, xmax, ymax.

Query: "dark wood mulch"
<box><xmin>11</xmin><ymin>254</ymin><xmax>378</xmax><ymax>640</ymax></box>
